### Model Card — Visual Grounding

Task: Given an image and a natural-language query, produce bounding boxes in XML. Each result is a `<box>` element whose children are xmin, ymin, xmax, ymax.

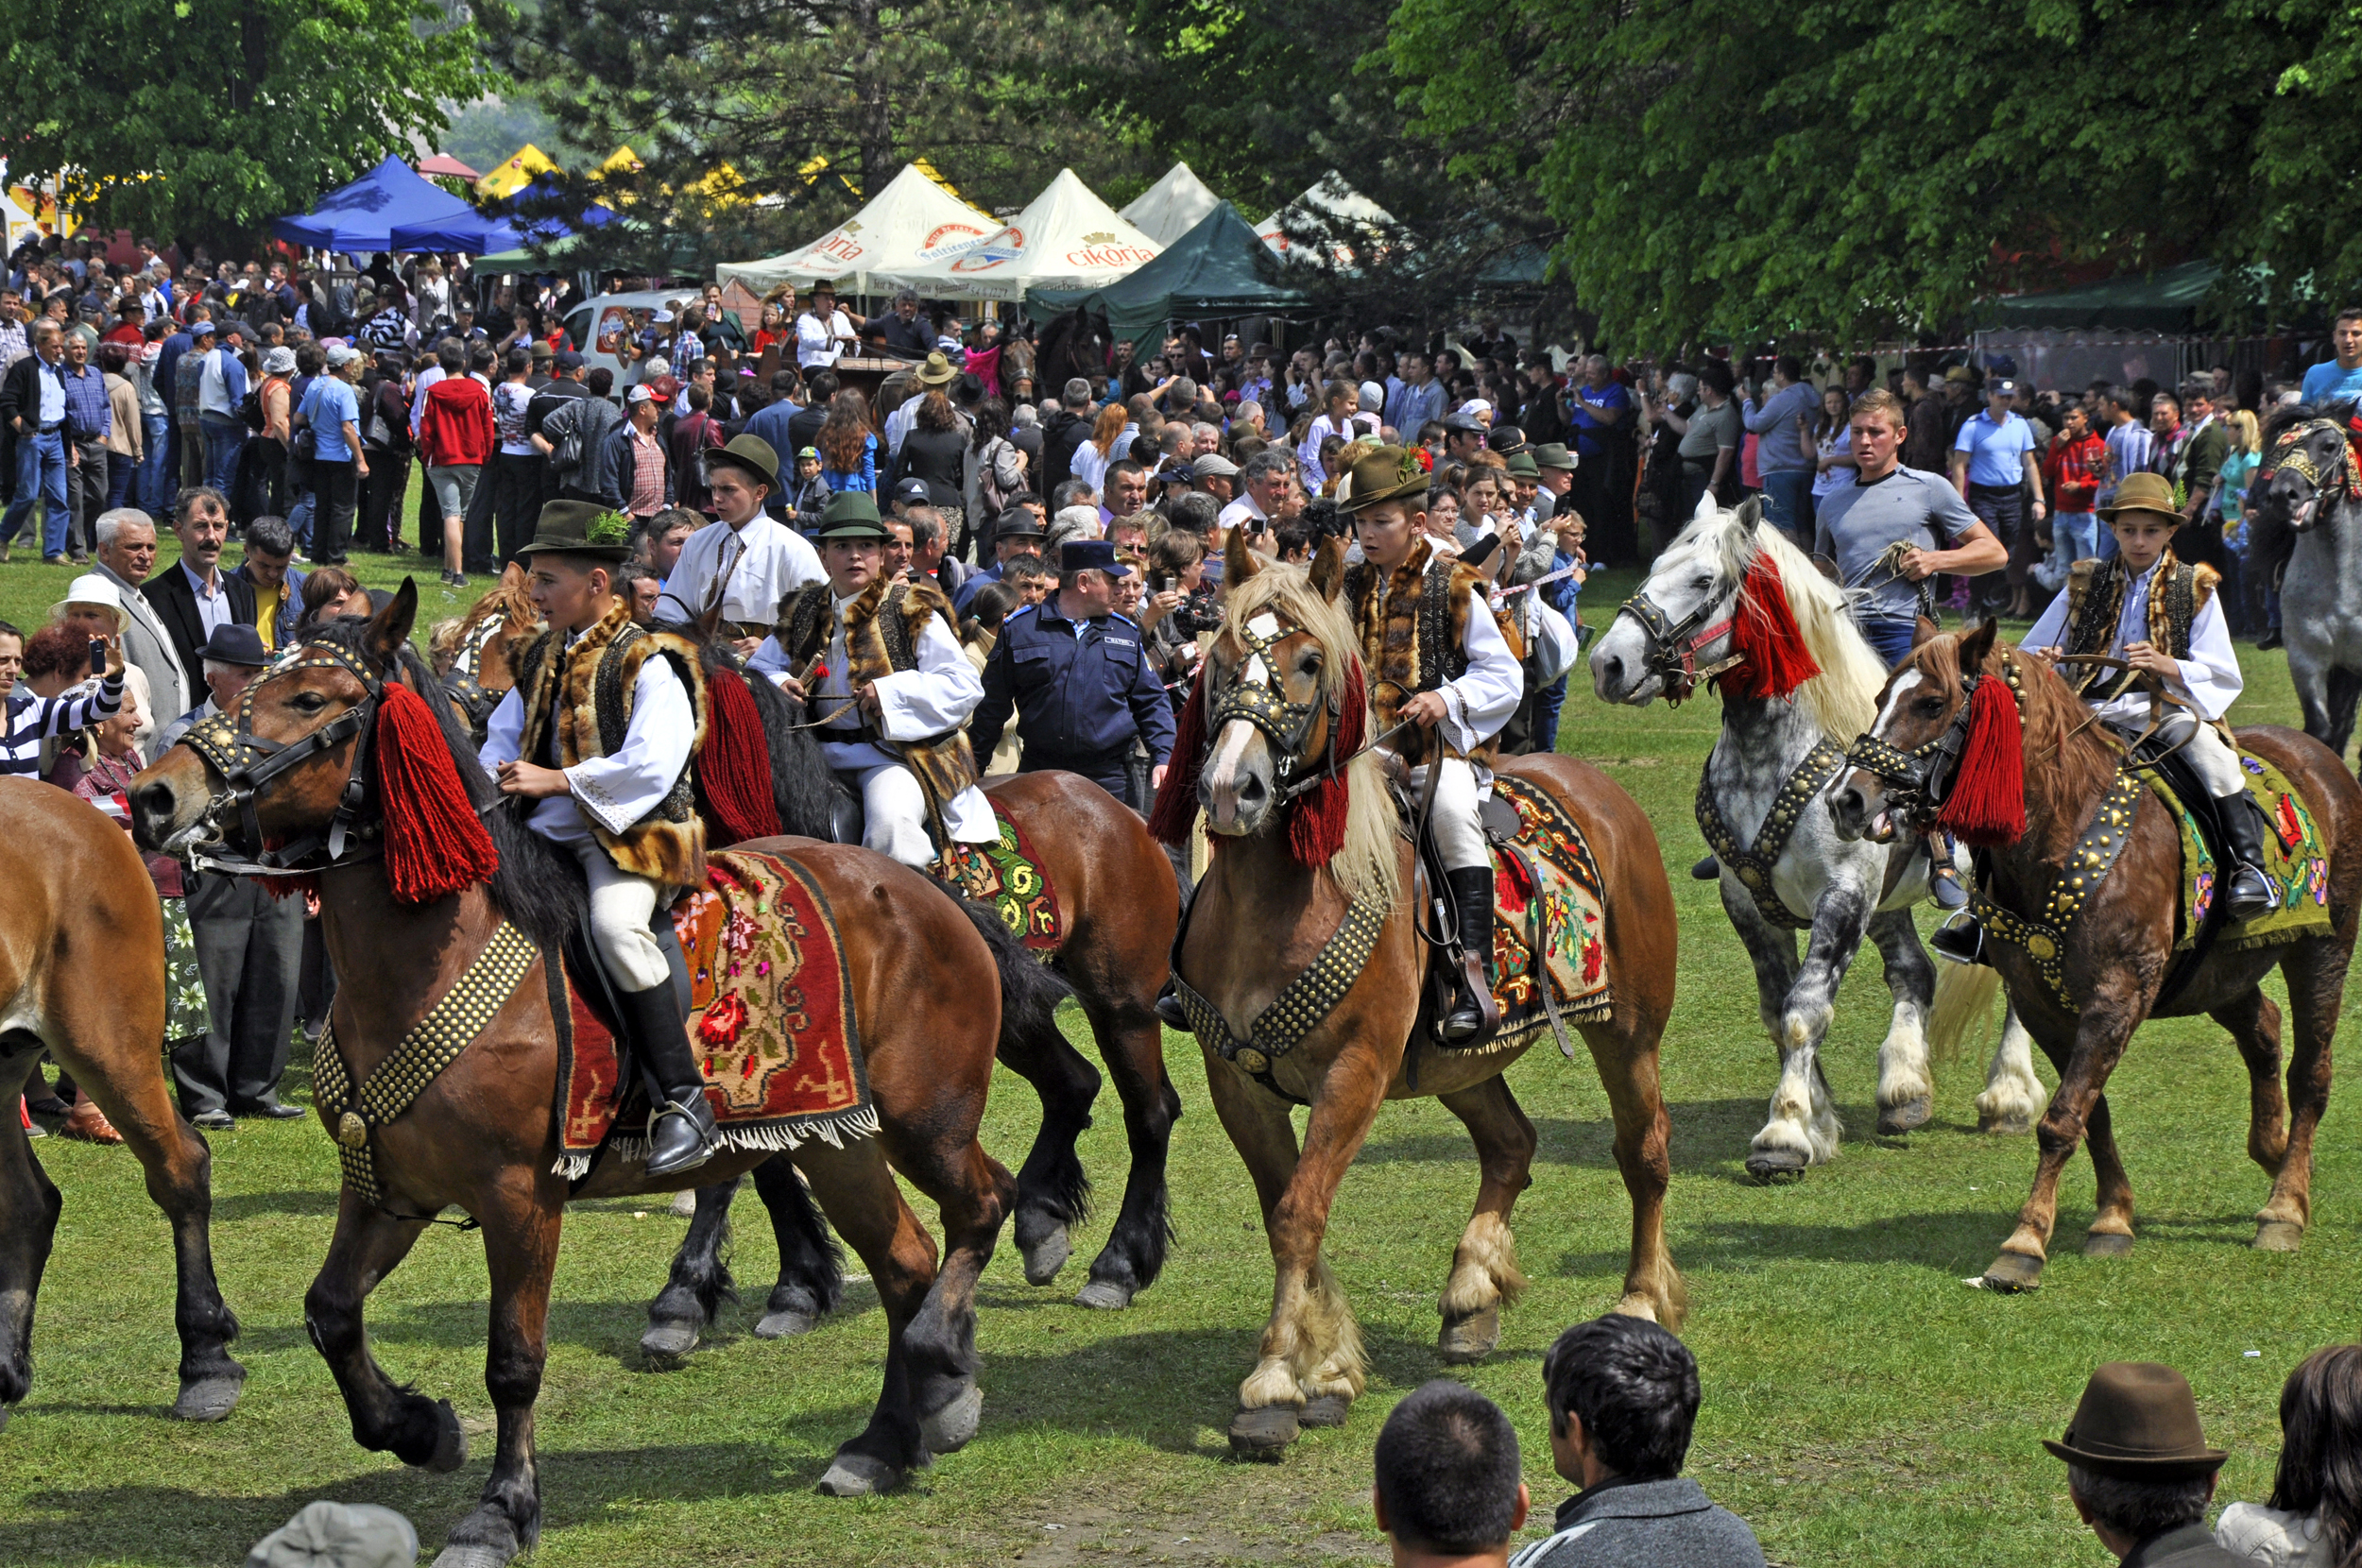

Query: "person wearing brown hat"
<box><xmin>1332</xmin><ymin>445</ymin><xmax>1525</xmax><ymax>1047</ymax></box>
<box><xmin>482</xmin><ymin>499</ymin><xmax>721</xmax><ymax>1177</ymax></box>
<box><xmin>652</xmin><ymin>433</ymin><xmax>823</xmax><ymax>658</ymax></box>
<box><xmin>2046</xmin><ymin>1362</ymin><xmax>2241</xmax><ymax>1566</ymax></box>
<box><xmin>2019</xmin><ymin>467</ymin><xmax>2274</xmax><ymax>920</ymax></box>
<box><xmin>795</xmin><ymin>281</ymin><xmax>863</xmax><ymax>369</ymax></box>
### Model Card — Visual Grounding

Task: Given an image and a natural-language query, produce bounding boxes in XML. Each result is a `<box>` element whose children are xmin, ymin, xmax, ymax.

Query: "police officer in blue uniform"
<box><xmin>971</xmin><ymin>537</ymin><xmax>1177</xmax><ymax>808</ymax></box>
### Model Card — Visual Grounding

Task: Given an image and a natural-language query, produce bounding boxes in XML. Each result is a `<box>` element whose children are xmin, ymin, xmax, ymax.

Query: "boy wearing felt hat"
<box><xmin>481</xmin><ymin>501</ymin><xmax>721</xmax><ymax>1176</ymax></box>
<box><xmin>1333</xmin><ymin>445</ymin><xmax>1526</xmax><ymax>1046</ymax></box>
<box><xmin>652</xmin><ymin>433</ymin><xmax>824</xmax><ymax>657</ymax></box>
<box><xmin>2012</xmin><ymin>469</ymin><xmax>2274</xmax><ymax>920</ymax></box>
<box><xmin>2045</xmin><ymin>1362</ymin><xmax>2242</xmax><ymax>1567</ymax></box>
<box><xmin>758</xmin><ymin>491</ymin><xmax>998</xmax><ymax>869</ymax></box>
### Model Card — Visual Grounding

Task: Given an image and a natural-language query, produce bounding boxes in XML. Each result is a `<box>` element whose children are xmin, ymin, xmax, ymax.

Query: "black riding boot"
<box><xmin>2220</xmin><ymin>793</ymin><xmax>2284</xmax><ymax>922</ymax></box>
<box><xmin>616</xmin><ymin>983</ymin><xmax>719</xmax><ymax>1179</ymax></box>
<box><xmin>1690</xmin><ymin>854</ymin><xmax>1720</xmax><ymax>880</ymax></box>
<box><xmin>1155</xmin><ymin>982</ymin><xmax>1190</xmax><ymax>1031</ymax></box>
<box><xmin>1437</xmin><ymin>867</ymin><xmax>1498</xmax><ymax>1046</ymax></box>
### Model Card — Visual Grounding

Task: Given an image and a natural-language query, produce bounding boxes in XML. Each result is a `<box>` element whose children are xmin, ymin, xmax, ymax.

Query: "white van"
<box><xmin>563</xmin><ymin>288</ymin><xmax>700</xmax><ymax>389</ymax></box>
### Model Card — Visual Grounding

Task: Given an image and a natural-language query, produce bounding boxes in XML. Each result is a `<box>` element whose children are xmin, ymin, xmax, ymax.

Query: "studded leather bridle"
<box><xmin>1207</xmin><ymin>617</ymin><xmax>1344</xmax><ymax>802</ymax></box>
<box><xmin>2257</xmin><ymin>418</ymin><xmax>2362</xmax><ymax>525</ymax></box>
<box><xmin>1844</xmin><ymin>654</ymin><xmax>2026</xmax><ymax>828</ymax></box>
<box><xmin>173</xmin><ymin>639</ymin><xmax>390</xmax><ymax>878</ymax></box>
<box><xmin>1611</xmin><ymin>584</ymin><xmax>1739</xmax><ymax>705</ymax></box>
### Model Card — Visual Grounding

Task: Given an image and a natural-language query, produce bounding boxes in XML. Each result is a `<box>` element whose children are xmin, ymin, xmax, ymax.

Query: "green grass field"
<box><xmin>2</xmin><ymin>539</ymin><xmax>2353</xmax><ymax>1567</ymax></box>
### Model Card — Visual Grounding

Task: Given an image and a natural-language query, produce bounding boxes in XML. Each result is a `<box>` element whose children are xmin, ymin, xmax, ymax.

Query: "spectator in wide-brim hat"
<box><xmin>2045</xmin><ymin>1361</ymin><xmax>2239</xmax><ymax>1567</ymax></box>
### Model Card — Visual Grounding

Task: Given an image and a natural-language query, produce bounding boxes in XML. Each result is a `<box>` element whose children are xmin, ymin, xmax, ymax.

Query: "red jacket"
<box><xmin>2044</xmin><ymin>430</ymin><xmax>2107</xmax><ymax>514</ymax></box>
<box><xmin>419</xmin><ymin>374</ymin><xmax>495</xmax><ymax>468</ymax></box>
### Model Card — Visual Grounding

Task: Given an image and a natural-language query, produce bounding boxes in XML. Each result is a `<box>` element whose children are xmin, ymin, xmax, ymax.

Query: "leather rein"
<box><xmin>1611</xmin><ymin>585</ymin><xmax>1738</xmax><ymax>705</ymax></box>
<box><xmin>172</xmin><ymin>639</ymin><xmax>395</xmax><ymax>878</ymax></box>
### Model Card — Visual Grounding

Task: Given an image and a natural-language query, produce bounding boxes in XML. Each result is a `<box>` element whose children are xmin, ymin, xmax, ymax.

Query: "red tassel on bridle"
<box><xmin>1720</xmin><ymin>552</ymin><xmax>1823</xmax><ymax>703</ymax></box>
<box><xmin>1285</xmin><ymin>656</ymin><xmax>1364</xmax><ymax>869</ymax></box>
<box><xmin>1936</xmin><ymin>675</ymin><xmax>2027</xmax><ymax>846</ymax></box>
<box><xmin>1147</xmin><ymin>666</ymin><xmax>1209</xmax><ymax>845</ymax></box>
<box><xmin>374</xmin><ymin>680</ymin><xmax>501</xmax><ymax>903</ymax></box>
<box><xmin>697</xmin><ymin>668</ymin><xmax>782</xmax><ymax>845</ymax></box>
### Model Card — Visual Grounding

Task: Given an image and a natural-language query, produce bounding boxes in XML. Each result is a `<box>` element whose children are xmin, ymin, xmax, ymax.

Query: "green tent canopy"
<box><xmin>1973</xmin><ymin>261</ymin><xmax>2221</xmax><ymax>333</ymax></box>
<box><xmin>1027</xmin><ymin>201</ymin><xmax>1309</xmax><ymax>355</ymax></box>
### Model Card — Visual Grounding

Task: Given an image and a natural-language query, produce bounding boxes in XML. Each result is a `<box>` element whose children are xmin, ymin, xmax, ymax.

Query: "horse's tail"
<box><xmin>1928</xmin><ymin>961</ymin><xmax>2001</xmax><ymax>1069</ymax></box>
<box><xmin>940</xmin><ymin>882</ymin><xmax>1072</xmax><ymax>1053</ymax></box>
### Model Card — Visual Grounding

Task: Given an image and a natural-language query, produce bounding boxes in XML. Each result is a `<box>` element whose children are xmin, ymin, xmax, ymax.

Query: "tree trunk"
<box><xmin>850</xmin><ymin>0</ymin><xmax>894</xmax><ymax>199</ymax></box>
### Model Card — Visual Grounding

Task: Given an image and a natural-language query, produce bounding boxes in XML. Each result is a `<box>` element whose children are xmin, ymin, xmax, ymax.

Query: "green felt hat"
<box><xmin>707</xmin><ymin>433</ymin><xmax>779</xmax><ymax>491</ymax></box>
<box><xmin>1335</xmin><ymin>445</ymin><xmax>1432</xmax><ymax>514</ymax></box>
<box><xmin>1533</xmin><ymin>441</ymin><xmax>1576</xmax><ymax>472</ymax></box>
<box><xmin>814</xmin><ymin>490</ymin><xmax>887</xmax><ymax>538</ymax></box>
<box><xmin>517</xmin><ymin>501</ymin><xmax>633</xmax><ymax>559</ymax></box>
<box><xmin>1505</xmin><ymin>451</ymin><xmax>1542</xmax><ymax>480</ymax></box>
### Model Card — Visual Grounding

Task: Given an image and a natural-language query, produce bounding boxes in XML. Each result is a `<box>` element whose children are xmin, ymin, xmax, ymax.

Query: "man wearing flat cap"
<box><xmin>2046</xmin><ymin>1362</ymin><xmax>2243</xmax><ymax>1566</ymax></box>
<box><xmin>971</xmin><ymin>537</ymin><xmax>1175</xmax><ymax>810</ymax></box>
<box><xmin>655</xmin><ymin>433</ymin><xmax>823</xmax><ymax>659</ymax></box>
<box><xmin>760</xmin><ymin>491</ymin><xmax>998</xmax><ymax>868</ymax></box>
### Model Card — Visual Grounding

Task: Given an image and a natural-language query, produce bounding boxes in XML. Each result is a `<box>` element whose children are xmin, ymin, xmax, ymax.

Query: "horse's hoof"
<box><xmin>2083</xmin><ymin>1231</ymin><xmax>2135</xmax><ymax>1258</ymax></box>
<box><xmin>433</xmin><ymin>1548</ymin><xmax>515</xmax><ymax>1568</ymax></box>
<box><xmin>668</xmin><ymin>1189</ymin><xmax>697</xmax><ymax>1218</ymax></box>
<box><xmin>1438</xmin><ymin>1305</ymin><xmax>1501</xmax><ymax>1365</ymax></box>
<box><xmin>1227</xmin><ymin>1403</ymin><xmax>1299</xmax><ymax>1459</ymax></box>
<box><xmin>1977</xmin><ymin>1110</ymin><xmax>2036</xmax><ymax>1136</ymax></box>
<box><xmin>816</xmin><ymin>1450</ymin><xmax>902</xmax><ymax>1496</ymax></box>
<box><xmin>1875</xmin><ymin>1096</ymin><xmax>1932</xmax><ymax>1135</ymax></box>
<box><xmin>1980</xmin><ymin>1252</ymin><xmax>2045</xmax><ymax>1293</ymax></box>
<box><xmin>1744</xmin><ymin>1149</ymin><xmax>1808</xmax><ymax>1185</ymax></box>
<box><xmin>640</xmin><ymin>1318</ymin><xmax>700</xmax><ymax>1368</ymax></box>
<box><xmin>754</xmin><ymin>1306</ymin><xmax>817</xmax><ymax>1338</ymax></box>
<box><xmin>2255</xmin><ymin>1219</ymin><xmax>2306</xmax><ymax>1253</ymax></box>
<box><xmin>425</xmin><ymin>1399</ymin><xmax>469</xmax><ymax>1473</ymax></box>
<box><xmin>1073</xmin><ymin>1279</ymin><xmax>1134</xmax><ymax>1311</ymax></box>
<box><xmin>919</xmin><ymin>1383</ymin><xmax>983</xmax><ymax>1455</ymax></box>
<box><xmin>1299</xmin><ymin>1393</ymin><xmax>1351</xmax><ymax>1428</ymax></box>
<box><xmin>1016</xmin><ymin>1217</ymin><xmax>1071</xmax><ymax>1287</ymax></box>
<box><xmin>171</xmin><ymin>1372</ymin><xmax>245</xmax><ymax>1423</ymax></box>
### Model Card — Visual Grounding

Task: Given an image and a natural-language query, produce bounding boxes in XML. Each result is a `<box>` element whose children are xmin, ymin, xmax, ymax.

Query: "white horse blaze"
<box><xmin>1201</xmin><ymin>719</ymin><xmax>1262</xmax><ymax>826</ymax></box>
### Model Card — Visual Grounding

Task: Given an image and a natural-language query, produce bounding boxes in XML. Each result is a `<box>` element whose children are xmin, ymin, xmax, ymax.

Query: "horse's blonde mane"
<box><xmin>1217</xmin><ymin>562</ymin><xmax>1402</xmax><ymax>911</ymax></box>
<box><xmin>1665</xmin><ymin>504</ymin><xmax>1887</xmax><ymax>742</ymax></box>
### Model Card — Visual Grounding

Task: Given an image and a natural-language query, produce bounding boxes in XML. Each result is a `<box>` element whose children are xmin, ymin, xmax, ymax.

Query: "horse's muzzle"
<box><xmin>1827</xmin><ymin>771</ymin><xmax>1893</xmax><ymax>843</ymax></box>
<box><xmin>128</xmin><ymin>751</ymin><xmax>214</xmax><ymax>855</ymax></box>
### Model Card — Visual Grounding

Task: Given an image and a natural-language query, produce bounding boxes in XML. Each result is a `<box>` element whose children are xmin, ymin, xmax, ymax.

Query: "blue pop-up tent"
<box><xmin>272</xmin><ymin>154</ymin><xmax>478</xmax><ymax>252</ymax></box>
<box><xmin>389</xmin><ymin>190</ymin><xmax>619</xmax><ymax>256</ymax></box>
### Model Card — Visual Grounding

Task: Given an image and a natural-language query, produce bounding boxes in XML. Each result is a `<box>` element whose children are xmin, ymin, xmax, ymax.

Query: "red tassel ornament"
<box><xmin>375</xmin><ymin>680</ymin><xmax>501</xmax><ymax>903</ymax></box>
<box><xmin>1936</xmin><ymin>676</ymin><xmax>2027</xmax><ymax>846</ymax></box>
<box><xmin>697</xmin><ymin>668</ymin><xmax>783</xmax><ymax>845</ymax></box>
<box><xmin>1147</xmin><ymin>666</ymin><xmax>1209</xmax><ymax>845</ymax></box>
<box><xmin>1720</xmin><ymin>553</ymin><xmax>1823</xmax><ymax>703</ymax></box>
<box><xmin>1285</xmin><ymin>658</ymin><xmax>1365</xmax><ymax>869</ymax></box>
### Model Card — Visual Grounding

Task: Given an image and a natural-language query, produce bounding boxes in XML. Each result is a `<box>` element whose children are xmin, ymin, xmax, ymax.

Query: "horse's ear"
<box><xmin>1957</xmin><ymin>616</ymin><xmax>1999</xmax><ymax>678</ymax></box>
<box><xmin>1733</xmin><ymin>495</ymin><xmax>1763</xmax><ymax>531</ymax></box>
<box><xmin>368</xmin><ymin>579</ymin><xmax>419</xmax><ymax>671</ymax></box>
<box><xmin>499</xmin><ymin>560</ymin><xmax>526</xmax><ymax>593</ymax></box>
<box><xmin>1309</xmin><ymin>533</ymin><xmax>1346</xmax><ymax>602</ymax></box>
<box><xmin>1225</xmin><ymin>522</ymin><xmax>1262</xmax><ymax>585</ymax></box>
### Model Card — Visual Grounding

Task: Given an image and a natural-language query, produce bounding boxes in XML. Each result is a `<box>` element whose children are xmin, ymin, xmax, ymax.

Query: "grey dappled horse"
<box><xmin>2248</xmin><ymin>402</ymin><xmax>2362</xmax><ymax>764</ymax></box>
<box><xmin>1591</xmin><ymin>500</ymin><xmax>2045</xmax><ymax>1180</ymax></box>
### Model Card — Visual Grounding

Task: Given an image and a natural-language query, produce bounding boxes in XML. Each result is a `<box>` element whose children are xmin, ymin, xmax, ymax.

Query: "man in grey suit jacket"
<box><xmin>90</xmin><ymin>506</ymin><xmax>189</xmax><ymax>753</ymax></box>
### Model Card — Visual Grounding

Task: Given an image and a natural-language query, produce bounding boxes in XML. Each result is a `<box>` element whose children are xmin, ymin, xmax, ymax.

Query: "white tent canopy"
<box><xmin>714</xmin><ymin>162</ymin><xmax>994</xmax><ymax>295</ymax></box>
<box><xmin>1257</xmin><ymin>174</ymin><xmax>1395</xmax><ymax>265</ymax></box>
<box><xmin>885</xmin><ymin>168</ymin><xmax>1161</xmax><ymax>302</ymax></box>
<box><xmin>1119</xmin><ymin>162</ymin><xmax>1222</xmax><ymax>247</ymax></box>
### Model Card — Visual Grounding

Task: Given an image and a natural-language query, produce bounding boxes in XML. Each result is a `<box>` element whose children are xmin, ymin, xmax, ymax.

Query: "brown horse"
<box><xmin>1162</xmin><ymin>539</ymin><xmax>1685</xmax><ymax>1458</ymax></box>
<box><xmin>642</xmin><ymin>769</ymin><xmax>1181</xmax><ymax>1361</ymax></box>
<box><xmin>0</xmin><ymin>781</ymin><xmax>245</xmax><ymax>1431</ymax></box>
<box><xmin>429</xmin><ymin>563</ymin><xmax>540</xmax><ymax>742</ymax></box>
<box><xmin>129</xmin><ymin>586</ymin><xmax>1026</xmax><ymax>1563</ymax></box>
<box><xmin>1831</xmin><ymin>622</ymin><xmax>2359</xmax><ymax>1291</ymax></box>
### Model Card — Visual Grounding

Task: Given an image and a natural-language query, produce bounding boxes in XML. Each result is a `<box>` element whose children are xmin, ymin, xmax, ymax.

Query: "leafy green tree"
<box><xmin>488</xmin><ymin>0</ymin><xmax>1157</xmax><ymax>272</ymax></box>
<box><xmin>1385</xmin><ymin>0</ymin><xmax>2362</xmax><ymax>350</ymax></box>
<box><xmin>0</xmin><ymin>0</ymin><xmax>486</xmax><ymax>249</ymax></box>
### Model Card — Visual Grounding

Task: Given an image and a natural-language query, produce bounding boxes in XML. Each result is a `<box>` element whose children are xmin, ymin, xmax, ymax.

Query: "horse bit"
<box><xmin>1612</xmin><ymin>584</ymin><xmax>1739</xmax><ymax>704</ymax></box>
<box><xmin>172</xmin><ymin>639</ymin><xmax>391</xmax><ymax>878</ymax></box>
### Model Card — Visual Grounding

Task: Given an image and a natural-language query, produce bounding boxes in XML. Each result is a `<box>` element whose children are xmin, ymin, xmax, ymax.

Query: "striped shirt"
<box><xmin>2</xmin><ymin>672</ymin><xmax>125</xmax><ymax>776</ymax></box>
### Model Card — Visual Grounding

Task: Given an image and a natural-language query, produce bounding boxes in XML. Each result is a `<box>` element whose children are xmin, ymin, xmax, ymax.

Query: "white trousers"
<box><xmin>1412</xmin><ymin>755</ymin><xmax>1490</xmax><ymax>872</ymax></box>
<box><xmin>2112</xmin><ymin>712</ymin><xmax>2246</xmax><ymax>798</ymax></box>
<box><xmin>847</xmin><ymin>763</ymin><xmax>935</xmax><ymax>870</ymax></box>
<box><xmin>573</xmin><ymin>839</ymin><xmax>671</xmax><ymax>994</ymax></box>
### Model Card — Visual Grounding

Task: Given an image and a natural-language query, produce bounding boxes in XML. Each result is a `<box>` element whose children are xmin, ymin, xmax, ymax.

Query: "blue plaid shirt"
<box><xmin>58</xmin><ymin>360</ymin><xmax>111</xmax><ymax>442</ymax></box>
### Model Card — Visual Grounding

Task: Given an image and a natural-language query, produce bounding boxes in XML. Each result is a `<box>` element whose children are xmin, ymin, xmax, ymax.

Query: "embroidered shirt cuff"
<box><xmin>567</xmin><ymin>770</ymin><xmax>639</xmax><ymax>835</ymax></box>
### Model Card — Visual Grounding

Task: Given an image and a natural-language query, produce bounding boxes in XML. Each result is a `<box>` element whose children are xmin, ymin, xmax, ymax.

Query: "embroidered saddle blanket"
<box><xmin>939</xmin><ymin>796</ymin><xmax>1064</xmax><ymax>952</ymax></box>
<box><xmin>552</xmin><ymin>848</ymin><xmax>877</xmax><ymax>1179</ymax></box>
<box><xmin>2151</xmin><ymin>750</ymin><xmax>2334</xmax><ymax>952</ymax></box>
<box><xmin>1476</xmin><ymin>775</ymin><xmax>1616</xmax><ymax>1048</ymax></box>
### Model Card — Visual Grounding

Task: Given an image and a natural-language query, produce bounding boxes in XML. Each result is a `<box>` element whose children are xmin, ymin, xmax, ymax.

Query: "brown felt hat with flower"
<box><xmin>518</xmin><ymin>501</ymin><xmax>634</xmax><ymax>560</ymax></box>
<box><xmin>1335</xmin><ymin>445</ymin><xmax>1433</xmax><ymax>514</ymax></box>
<box><xmin>2098</xmin><ymin>471</ymin><xmax>2182</xmax><ymax>525</ymax></box>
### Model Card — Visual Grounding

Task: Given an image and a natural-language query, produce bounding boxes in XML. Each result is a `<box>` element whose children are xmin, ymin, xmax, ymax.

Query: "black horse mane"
<box><xmin>305</xmin><ymin>618</ymin><xmax>588</xmax><ymax>953</ymax></box>
<box><xmin>686</xmin><ymin>634</ymin><xmax>851</xmax><ymax>841</ymax></box>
